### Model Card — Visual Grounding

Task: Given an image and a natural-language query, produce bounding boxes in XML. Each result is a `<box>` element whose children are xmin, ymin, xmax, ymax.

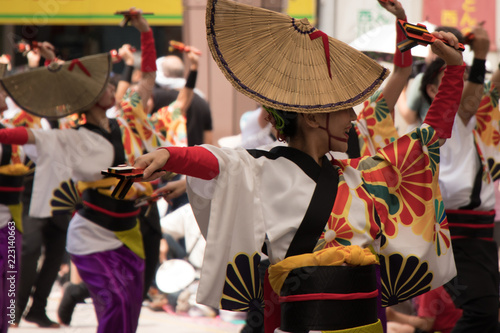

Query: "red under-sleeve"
<box><xmin>394</xmin><ymin>17</ymin><xmax>412</xmax><ymax>68</ymax></box>
<box><xmin>141</xmin><ymin>29</ymin><xmax>157</xmax><ymax>73</ymax></box>
<box><xmin>423</xmin><ymin>64</ymin><xmax>466</xmax><ymax>139</ymax></box>
<box><xmin>0</xmin><ymin>127</ymin><xmax>29</xmax><ymax>145</ymax></box>
<box><xmin>160</xmin><ymin>146</ymin><xmax>219</xmax><ymax>180</ymax></box>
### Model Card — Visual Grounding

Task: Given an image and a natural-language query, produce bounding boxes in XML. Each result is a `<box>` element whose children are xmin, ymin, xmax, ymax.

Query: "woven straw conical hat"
<box><xmin>206</xmin><ymin>0</ymin><xmax>389</xmax><ymax>113</ymax></box>
<box><xmin>0</xmin><ymin>53</ymin><xmax>111</xmax><ymax>119</ymax></box>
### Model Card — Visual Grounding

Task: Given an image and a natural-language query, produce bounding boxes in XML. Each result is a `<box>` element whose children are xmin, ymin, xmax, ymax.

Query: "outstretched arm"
<box><xmin>0</xmin><ymin>126</ymin><xmax>35</xmax><ymax>145</ymax></box>
<box><xmin>135</xmin><ymin>146</ymin><xmax>219</xmax><ymax>181</ymax></box>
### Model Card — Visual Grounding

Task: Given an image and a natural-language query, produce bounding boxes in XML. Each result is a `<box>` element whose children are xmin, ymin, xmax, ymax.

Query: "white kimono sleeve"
<box><xmin>187</xmin><ymin>145</ymin><xmax>266</xmax><ymax>309</ymax></box>
<box><xmin>28</xmin><ymin>128</ymin><xmax>113</xmax><ymax>217</ymax></box>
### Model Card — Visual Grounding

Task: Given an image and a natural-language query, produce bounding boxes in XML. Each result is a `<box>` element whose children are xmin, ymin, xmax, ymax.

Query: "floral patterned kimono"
<box><xmin>354</xmin><ymin>90</ymin><xmax>399</xmax><ymax>158</ymax></box>
<box><xmin>183</xmin><ymin>122</ymin><xmax>454</xmax><ymax>332</ymax></box>
<box><xmin>157</xmin><ymin>63</ymin><xmax>464</xmax><ymax>332</ymax></box>
<box><xmin>474</xmin><ymin>81</ymin><xmax>500</xmax><ymax>180</ymax></box>
<box><xmin>349</xmin><ymin>74</ymin><xmax>500</xmax><ymax>333</ymax></box>
<box><xmin>149</xmin><ymin>101</ymin><xmax>188</xmax><ymax>147</ymax></box>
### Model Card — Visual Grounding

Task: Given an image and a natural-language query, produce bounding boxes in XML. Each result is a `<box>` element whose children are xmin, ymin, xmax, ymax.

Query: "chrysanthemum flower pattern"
<box><xmin>476</xmin><ymin>82</ymin><xmax>500</xmax><ymax>182</ymax></box>
<box><xmin>433</xmin><ymin>199</ymin><xmax>451</xmax><ymax>256</ymax></box>
<box><xmin>315</xmin><ymin>172</ymin><xmax>380</xmax><ymax>251</ymax></box>
<box><xmin>380</xmin><ymin>253</ymin><xmax>433</xmax><ymax>306</ymax></box>
<box><xmin>120</xmin><ymin>90</ymin><xmax>165</xmax><ymax>164</ymax></box>
<box><xmin>361</xmin><ymin>134</ymin><xmax>435</xmax><ymax>240</ymax></box>
<box><xmin>476</xmin><ymin>82</ymin><xmax>499</xmax><ymax>141</ymax></box>
<box><xmin>356</xmin><ymin>91</ymin><xmax>398</xmax><ymax>157</ymax></box>
<box><xmin>220</xmin><ymin>252</ymin><xmax>263</xmax><ymax>311</ymax></box>
<box><xmin>50</xmin><ymin>179</ymin><xmax>82</xmax><ymax>216</ymax></box>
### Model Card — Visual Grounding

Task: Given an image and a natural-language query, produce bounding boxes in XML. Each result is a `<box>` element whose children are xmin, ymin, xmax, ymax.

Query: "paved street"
<box><xmin>12</xmin><ymin>285</ymin><xmax>245</xmax><ymax>333</ymax></box>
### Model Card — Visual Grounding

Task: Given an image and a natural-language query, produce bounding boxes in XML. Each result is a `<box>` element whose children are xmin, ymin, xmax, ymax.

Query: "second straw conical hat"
<box><xmin>0</xmin><ymin>53</ymin><xmax>111</xmax><ymax>119</ymax></box>
<box><xmin>206</xmin><ymin>0</ymin><xmax>389</xmax><ymax>113</ymax></box>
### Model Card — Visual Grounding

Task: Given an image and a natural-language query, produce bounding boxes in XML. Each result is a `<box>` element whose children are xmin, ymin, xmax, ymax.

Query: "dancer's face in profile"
<box><xmin>97</xmin><ymin>83</ymin><xmax>116</xmax><ymax>111</ymax></box>
<box><xmin>315</xmin><ymin>108</ymin><xmax>357</xmax><ymax>153</ymax></box>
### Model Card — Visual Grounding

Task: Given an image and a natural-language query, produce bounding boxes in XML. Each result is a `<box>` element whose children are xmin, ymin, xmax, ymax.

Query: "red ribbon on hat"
<box><xmin>309</xmin><ymin>30</ymin><xmax>332</xmax><ymax>79</ymax></box>
<box><xmin>68</xmin><ymin>59</ymin><xmax>91</xmax><ymax>77</ymax></box>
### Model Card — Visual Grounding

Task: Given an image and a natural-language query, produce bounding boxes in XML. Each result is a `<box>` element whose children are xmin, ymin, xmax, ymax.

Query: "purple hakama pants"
<box><xmin>0</xmin><ymin>224</ymin><xmax>22</xmax><ymax>332</ymax></box>
<box><xmin>71</xmin><ymin>245</ymin><xmax>144</xmax><ymax>333</ymax></box>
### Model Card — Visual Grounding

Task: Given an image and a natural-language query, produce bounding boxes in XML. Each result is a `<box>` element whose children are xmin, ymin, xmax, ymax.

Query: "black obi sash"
<box><xmin>446</xmin><ymin>209</ymin><xmax>495</xmax><ymax>241</ymax></box>
<box><xmin>280</xmin><ymin>265</ymin><xmax>378</xmax><ymax>332</ymax></box>
<box><xmin>0</xmin><ymin>123</ymin><xmax>25</xmax><ymax>205</ymax></box>
<box><xmin>78</xmin><ymin>189</ymin><xmax>140</xmax><ymax>232</ymax></box>
<box><xmin>0</xmin><ymin>173</ymin><xmax>25</xmax><ymax>205</ymax></box>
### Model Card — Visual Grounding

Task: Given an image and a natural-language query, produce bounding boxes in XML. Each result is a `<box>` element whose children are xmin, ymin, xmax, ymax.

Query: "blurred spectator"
<box><xmin>151</xmin><ymin>203</ymin><xmax>208</xmax><ymax>314</ymax></box>
<box><xmin>150</xmin><ymin>53</ymin><xmax>211</xmax><ymax>215</ymax></box>
<box><xmin>386</xmin><ymin>286</ymin><xmax>462</xmax><ymax>333</ymax></box>
<box><xmin>397</xmin><ymin>26</ymin><xmax>465</xmax><ymax>132</ymax></box>
<box><xmin>152</xmin><ymin>55</ymin><xmax>213</xmax><ymax>146</ymax></box>
<box><xmin>239</xmin><ymin>106</ymin><xmax>277</xmax><ymax>149</ymax></box>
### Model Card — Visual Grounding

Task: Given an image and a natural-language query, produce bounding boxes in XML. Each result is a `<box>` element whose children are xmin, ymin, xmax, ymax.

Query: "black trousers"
<box><xmin>139</xmin><ymin>202</ymin><xmax>162</xmax><ymax>299</ymax></box>
<box><xmin>15</xmin><ymin>213</ymin><xmax>70</xmax><ymax>320</ymax></box>
<box><xmin>57</xmin><ymin>282</ymin><xmax>89</xmax><ymax>325</ymax></box>
<box><xmin>445</xmin><ymin>238</ymin><xmax>499</xmax><ymax>333</ymax></box>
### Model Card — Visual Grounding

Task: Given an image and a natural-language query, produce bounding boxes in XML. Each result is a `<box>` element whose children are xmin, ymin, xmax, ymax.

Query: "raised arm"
<box><xmin>168</xmin><ymin>47</ymin><xmax>200</xmax><ymax>117</ymax></box>
<box><xmin>38</xmin><ymin>41</ymin><xmax>58</xmax><ymax>65</ymax></box>
<box><xmin>457</xmin><ymin>25</ymin><xmax>490</xmax><ymax>126</ymax></box>
<box><xmin>378</xmin><ymin>0</ymin><xmax>413</xmax><ymax>114</ymax></box>
<box><xmin>114</xmin><ymin>44</ymin><xmax>136</xmax><ymax>105</ymax></box>
<box><xmin>422</xmin><ymin>31</ymin><xmax>465</xmax><ymax>145</ymax></box>
<box><xmin>129</xmin><ymin>9</ymin><xmax>156</xmax><ymax>110</ymax></box>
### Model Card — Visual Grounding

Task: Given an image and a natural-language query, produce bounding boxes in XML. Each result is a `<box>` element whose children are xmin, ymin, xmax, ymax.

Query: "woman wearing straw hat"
<box><xmin>0</xmin><ymin>8</ymin><xmax>198</xmax><ymax>332</ymax></box>
<box><xmin>134</xmin><ymin>0</ymin><xmax>465</xmax><ymax>332</ymax></box>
